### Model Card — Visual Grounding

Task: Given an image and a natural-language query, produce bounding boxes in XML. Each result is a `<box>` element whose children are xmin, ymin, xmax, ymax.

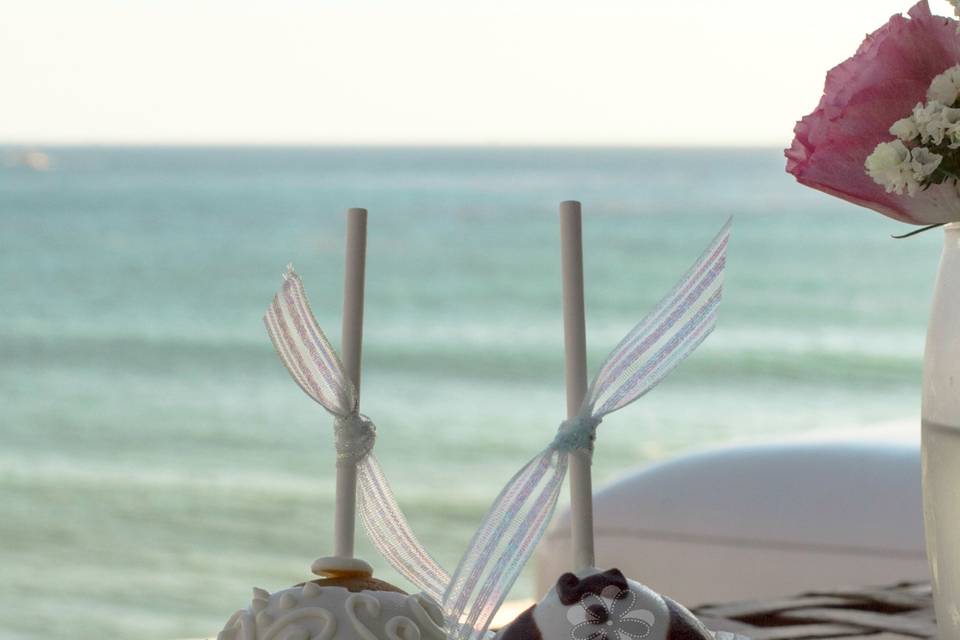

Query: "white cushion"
<box><xmin>535</xmin><ymin>441</ymin><xmax>927</xmax><ymax>605</ymax></box>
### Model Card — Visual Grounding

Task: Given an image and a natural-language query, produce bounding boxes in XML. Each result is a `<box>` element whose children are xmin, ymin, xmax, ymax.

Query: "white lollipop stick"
<box><xmin>559</xmin><ymin>200</ymin><xmax>595</xmax><ymax>570</ymax></box>
<box><xmin>334</xmin><ymin>207</ymin><xmax>368</xmax><ymax>559</ymax></box>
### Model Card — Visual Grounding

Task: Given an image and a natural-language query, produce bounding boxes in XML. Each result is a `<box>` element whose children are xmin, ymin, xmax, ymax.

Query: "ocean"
<box><xmin>0</xmin><ymin>146</ymin><xmax>941</xmax><ymax>639</ymax></box>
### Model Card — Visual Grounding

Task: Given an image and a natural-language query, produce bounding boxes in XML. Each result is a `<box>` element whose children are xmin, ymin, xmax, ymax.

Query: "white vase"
<box><xmin>923</xmin><ymin>222</ymin><xmax>960</xmax><ymax>640</ymax></box>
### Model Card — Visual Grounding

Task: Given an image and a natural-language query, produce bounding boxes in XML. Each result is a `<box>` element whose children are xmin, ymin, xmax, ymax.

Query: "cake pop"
<box><xmin>217</xmin><ymin>209</ymin><xmax>449</xmax><ymax>640</ymax></box>
<box><xmin>216</xmin><ymin>564</ymin><xmax>446</xmax><ymax>640</ymax></box>
<box><xmin>357</xmin><ymin>207</ymin><xmax>732</xmax><ymax>640</ymax></box>
<box><xmin>218</xmin><ymin>207</ymin><xmax>733</xmax><ymax>640</ymax></box>
<box><xmin>496</xmin><ymin>568</ymin><xmax>713</xmax><ymax>640</ymax></box>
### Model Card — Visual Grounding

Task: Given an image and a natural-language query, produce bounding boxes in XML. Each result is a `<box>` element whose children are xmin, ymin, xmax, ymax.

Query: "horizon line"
<box><xmin>1</xmin><ymin>141</ymin><xmax>788</xmax><ymax>151</ymax></box>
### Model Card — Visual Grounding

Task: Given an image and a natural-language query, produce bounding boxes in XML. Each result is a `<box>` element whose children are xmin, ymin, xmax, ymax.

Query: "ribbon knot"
<box><xmin>551</xmin><ymin>414</ymin><xmax>602</xmax><ymax>453</ymax></box>
<box><xmin>334</xmin><ymin>413</ymin><xmax>376</xmax><ymax>464</ymax></box>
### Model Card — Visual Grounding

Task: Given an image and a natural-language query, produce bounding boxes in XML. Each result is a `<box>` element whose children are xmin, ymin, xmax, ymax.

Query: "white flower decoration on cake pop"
<box><xmin>565</xmin><ymin>586</ymin><xmax>656</xmax><ymax>640</ymax></box>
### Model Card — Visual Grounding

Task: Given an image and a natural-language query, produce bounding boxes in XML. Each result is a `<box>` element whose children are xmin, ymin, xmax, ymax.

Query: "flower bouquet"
<box><xmin>786</xmin><ymin>2</ymin><xmax>960</xmax><ymax>636</ymax></box>
<box><xmin>787</xmin><ymin>1</ymin><xmax>960</xmax><ymax>228</ymax></box>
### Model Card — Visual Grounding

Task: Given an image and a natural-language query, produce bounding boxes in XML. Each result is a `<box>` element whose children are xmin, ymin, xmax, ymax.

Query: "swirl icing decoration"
<box><xmin>217</xmin><ymin>585</ymin><xmax>446</xmax><ymax>640</ymax></box>
<box><xmin>440</xmin><ymin>219</ymin><xmax>731</xmax><ymax>640</ymax></box>
<box><xmin>264</xmin><ymin>265</ymin><xmax>451</xmax><ymax>602</ymax></box>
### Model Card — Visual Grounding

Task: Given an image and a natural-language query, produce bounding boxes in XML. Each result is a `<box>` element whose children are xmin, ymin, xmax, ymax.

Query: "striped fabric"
<box><xmin>443</xmin><ymin>450</ymin><xmax>569</xmax><ymax>640</ymax></box>
<box><xmin>588</xmin><ymin>217</ymin><xmax>730</xmax><ymax>418</ymax></box>
<box><xmin>264</xmin><ymin>266</ymin><xmax>356</xmax><ymax>416</ymax></box>
<box><xmin>357</xmin><ymin>453</ymin><xmax>451</xmax><ymax>601</ymax></box>
<box><xmin>264</xmin><ymin>265</ymin><xmax>451</xmax><ymax>603</ymax></box>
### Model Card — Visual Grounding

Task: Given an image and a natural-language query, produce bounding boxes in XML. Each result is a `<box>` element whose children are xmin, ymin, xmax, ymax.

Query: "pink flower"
<box><xmin>785</xmin><ymin>1</ymin><xmax>960</xmax><ymax>224</ymax></box>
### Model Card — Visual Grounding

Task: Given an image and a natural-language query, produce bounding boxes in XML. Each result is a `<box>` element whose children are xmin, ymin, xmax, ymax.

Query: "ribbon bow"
<box><xmin>441</xmin><ymin>219</ymin><xmax>731</xmax><ymax>640</ymax></box>
<box><xmin>263</xmin><ymin>265</ymin><xmax>451</xmax><ymax>602</ymax></box>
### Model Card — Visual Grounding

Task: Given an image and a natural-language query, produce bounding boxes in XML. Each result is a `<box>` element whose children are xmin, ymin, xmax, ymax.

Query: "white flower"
<box><xmin>914</xmin><ymin>101</ymin><xmax>946</xmax><ymax>144</ymax></box>
<box><xmin>938</xmin><ymin>107</ymin><xmax>960</xmax><ymax>148</ymax></box>
<box><xmin>867</xmin><ymin>140</ymin><xmax>909</xmax><ymax>168</ymax></box>
<box><xmin>865</xmin><ymin>140</ymin><xmax>942</xmax><ymax>196</ymax></box>
<box><xmin>866</xmin><ymin>140</ymin><xmax>912</xmax><ymax>193</ymax></box>
<box><xmin>923</xmin><ymin>106</ymin><xmax>960</xmax><ymax>146</ymax></box>
<box><xmin>910</xmin><ymin>147</ymin><xmax>943</xmax><ymax>182</ymax></box>
<box><xmin>889</xmin><ymin>116</ymin><xmax>919</xmax><ymax>141</ymax></box>
<box><xmin>565</xmin><ymin>586</ymin><xmax>656</xmax><ymax>640</ymax></box>
<box><xmin>928</xmin><ymin>64</ymin><xmax>960</xmax><ymax>106</ymax></box>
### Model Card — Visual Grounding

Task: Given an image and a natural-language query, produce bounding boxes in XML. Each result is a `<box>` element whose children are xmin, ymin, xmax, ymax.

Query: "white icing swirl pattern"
<box><xmin>346</xmin><ymin>593</ymin><xmax>382</xmax><ymax>640</ymax></box>
<box><xmin>217</xmin><ymin>585</ymin><xmax>446</xmax><ymax>640</ymax></box>
<box><xmin>263</xmin><ymin>608</ymin><xmax>338</xmax><ymax>640</ymax></box>
<box><xmin>385</xmin><ymin>616</ymin><xmax>420</xmax><ymax>640</ymax></box>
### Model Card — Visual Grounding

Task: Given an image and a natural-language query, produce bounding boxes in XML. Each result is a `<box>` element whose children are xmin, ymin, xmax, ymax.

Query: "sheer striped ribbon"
<box><xmin>264</xmin><ymin>265</ymin><xmax>451</xmax><ymax>603</ymax></box>
<box><xmin>441</xmin><ymin>218</ymin><xmax>731</xmax><ymax>640</ymax></box>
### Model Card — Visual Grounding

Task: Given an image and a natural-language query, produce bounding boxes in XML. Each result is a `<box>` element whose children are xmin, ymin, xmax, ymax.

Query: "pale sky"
<box><xmin>0</xmin><ymin>0</ymin><xmax>946</xmax><ymax>146</ymax></box>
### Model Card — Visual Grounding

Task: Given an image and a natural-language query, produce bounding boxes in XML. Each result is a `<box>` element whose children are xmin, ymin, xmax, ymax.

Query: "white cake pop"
<box><xmin>217</xmin><ymin>559</ymin><xmax>446</xmax><ymax>640</ymax></box>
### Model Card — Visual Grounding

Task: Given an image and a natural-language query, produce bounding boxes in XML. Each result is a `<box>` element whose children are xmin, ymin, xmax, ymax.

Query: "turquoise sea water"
<box><xmin>0</xmin><ymin>147</ymin><xmax>942</xmax><ymax>639</ymax></box>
